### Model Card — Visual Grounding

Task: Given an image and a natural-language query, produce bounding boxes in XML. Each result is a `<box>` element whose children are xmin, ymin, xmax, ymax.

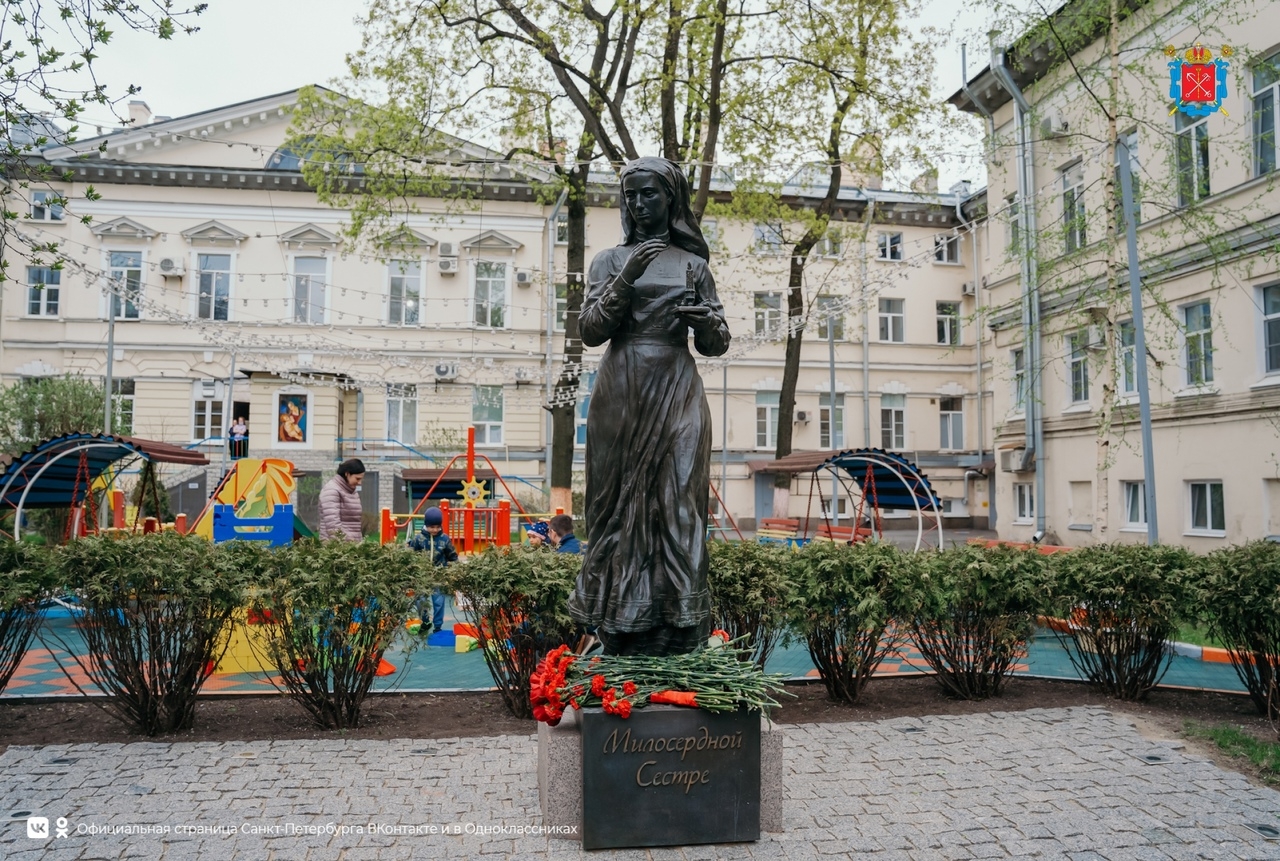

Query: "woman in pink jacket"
<box><xmin>318</xmin><ymin>459</ymin><xmax>366</xmax><ymax>540</ymax></box>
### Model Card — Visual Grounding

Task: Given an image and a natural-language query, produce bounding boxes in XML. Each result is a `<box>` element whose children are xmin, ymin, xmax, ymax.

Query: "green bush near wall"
<box><xmin>1198</xmin><ymin>541</ymin><xmax>1280</xmax><ymax>721</ymax></box>
<box><xmin>707</xmin><ymin>539</ymin><xmax>793</xmax><ymax>670</ymax></box>
<box><xmin>0</xmin><ymin>541</ymin><xmax>55</xmax><ymax>695</ymax></box>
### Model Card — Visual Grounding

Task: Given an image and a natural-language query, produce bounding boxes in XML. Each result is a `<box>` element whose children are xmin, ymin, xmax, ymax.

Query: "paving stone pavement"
<box><xmin>2</xmin><ymin>706</ymin><xmax>1279</xmax><ymax>860</ymax></box>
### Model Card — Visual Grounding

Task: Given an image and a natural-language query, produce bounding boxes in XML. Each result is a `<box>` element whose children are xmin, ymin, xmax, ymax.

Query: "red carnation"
<box><xmin>622</xmin><ymin>680</ymin><xmax>637</xmax><ymax>696</ymax></box>
<box><xmin>591</xmin><ymin>674</ymin><xmax>606</xmax><ymax>697</ymax></box>
<box><xmin>616</xmin><ymin>699</ymin><xmax>632</xmax><ymax>718</ymax></box>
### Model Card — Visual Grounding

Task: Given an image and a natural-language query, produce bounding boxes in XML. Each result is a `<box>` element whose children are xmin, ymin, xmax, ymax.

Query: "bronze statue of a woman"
<box><xmin>567</xmin><ymin>157</ymin><xmax>731</xmax><ymax>656</ymax></box>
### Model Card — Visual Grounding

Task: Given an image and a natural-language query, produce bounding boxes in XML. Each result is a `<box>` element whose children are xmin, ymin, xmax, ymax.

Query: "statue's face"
<box><xmin>622</xmin><ymin>171</ymin><xmax>670</xmax><ymax>235</ymax></box>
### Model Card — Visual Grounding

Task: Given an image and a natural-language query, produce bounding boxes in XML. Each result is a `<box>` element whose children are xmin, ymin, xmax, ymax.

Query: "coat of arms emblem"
<box><xmin>1167</xmin><ymin>43</ymin><xmax>1233</xmax><ymax>118</ymax></box>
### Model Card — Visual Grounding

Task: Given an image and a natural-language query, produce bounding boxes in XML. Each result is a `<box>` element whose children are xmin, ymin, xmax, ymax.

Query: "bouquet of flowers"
<box><xmin>529</xmin><ymin>634</ymin><xmax>789</xmax><ymax>726</ymax></box>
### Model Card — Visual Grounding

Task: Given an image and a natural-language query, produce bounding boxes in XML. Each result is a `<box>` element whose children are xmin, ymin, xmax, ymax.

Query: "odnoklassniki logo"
<box><xmin>1167</xmin><ymin>42</ymin><xmax>1234</xmax><ymax>117</ymax></box>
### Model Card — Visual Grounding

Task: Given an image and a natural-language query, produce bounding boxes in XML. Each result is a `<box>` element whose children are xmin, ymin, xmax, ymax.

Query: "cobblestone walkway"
<box><xmin>3</xmin><ymin>706</ymin><xmax>1279</xmax><ymax>860</ymax></box>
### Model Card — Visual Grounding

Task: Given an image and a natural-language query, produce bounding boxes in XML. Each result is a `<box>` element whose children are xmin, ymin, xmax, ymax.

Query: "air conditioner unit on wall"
<box><xmin>962</xmin><ymin>281</ymin><xmax>976</xmax><ymax>296</ymax></box>
<box><xmin>438</xmin><ymin>241</ymin><xmax>458</xmax><ymax>257</ymax></box>
<box><xmin>434</xmin><ymin>363</ymin><xmax>458</xmax><ymax>381</ymax></box>
<box><xmin>438</xmin><ymin>257</ymin><xmax>459</xmax><ymax>274</ymax></box>
<box><xmin>158</xmin><ymin>257</ymin><xmax>185</xmax><ymax>277</ymax></box>
<box><xmin>999</xmin><ymin>447</ymin><xmax>1035</xmax><ymax>473</ymax></box>
<box><xmin>515</xmin><ymin>270</ymin><xmax>533</xmax><ymax>286</ymax></box>
<box><xmin>1040</xmin><ymin>110</ymin><xmax>1068</xmax><ymax>139</ymax></box>
<box><xmin>1086</xmin><ymin>324</ymin><xmax>1106</xmax><ymax>350</ymax></box>
<box><xmin>794</xmin><ymin>410</ymin><xmax>810</xmax><ymax>423</ymax></box>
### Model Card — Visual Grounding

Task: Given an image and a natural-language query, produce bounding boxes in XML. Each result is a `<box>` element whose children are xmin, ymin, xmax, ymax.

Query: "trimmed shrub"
<box><xmin>787</xmin><ymin>540</ymin><xmax>916</xmax><ymax>703</ymax></box>
<box><xmin>1198</xmin><ymin>542</ymin><xmax>1280</xmax><ymax>721</ymax></box>
<box><xmin>1048</xmin><ymin>543</ymin><xmax>1197</xmax><ymax>701</ymax></box>
<box><xmin>441</xmin><ymin>546</ymin><xmax>579</xmax><ymax>719</ymax></box>
<box><xmin>48</xmin><ymin>533</ymin><xmax>245</xmax><ymax>735</ymax></box>
<box><xmin>0</xmin><ymin>541</ymin><xmax>53</xmax><ymax>694</ymax></box>
<box><xmin>907</xmin><ymin>545</ymin><xmax>1050</xmax><ymax>700</ymax></box>
<box><xmin>707</xmin><ymin>540</ymin><xmax>793</xmax><ymax>670</ymax></box>
<box><xmin>251</xmin><ymin>539</ymin><xmax>424</xmax><ymax>730</ymax></box>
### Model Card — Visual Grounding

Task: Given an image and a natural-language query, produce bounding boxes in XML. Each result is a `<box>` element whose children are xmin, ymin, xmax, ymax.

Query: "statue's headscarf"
<box><xmin>619</xmin><ymin>157</ymin><xmax>710</xmax><ymax>262</ymax></box>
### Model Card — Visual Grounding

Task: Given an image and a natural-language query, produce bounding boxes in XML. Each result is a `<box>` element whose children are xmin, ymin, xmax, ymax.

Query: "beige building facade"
<box><xmin>4</xmin><ymin>88</ymin><xmax>990</xmax><ymax>530</ymax></box>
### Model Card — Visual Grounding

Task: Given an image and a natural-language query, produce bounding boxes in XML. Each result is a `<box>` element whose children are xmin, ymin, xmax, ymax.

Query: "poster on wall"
<box><xmin>276</xmin><ymin>393</ymin><xmax>308</xmax><ymax>444</ymax></box>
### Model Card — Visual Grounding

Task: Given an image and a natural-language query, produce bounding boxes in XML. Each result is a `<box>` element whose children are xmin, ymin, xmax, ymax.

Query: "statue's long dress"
<box><xmin>567</xmin><ymin>243</ymin><xmax>731</xmax><ymax>656</ymax></box>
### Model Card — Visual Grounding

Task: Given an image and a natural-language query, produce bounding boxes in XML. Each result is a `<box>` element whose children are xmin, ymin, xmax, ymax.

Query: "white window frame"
<box><xmin>26</xmin><ymin>265</ymin><xmax>60</xmax><ymax>317</ymax></box>
<box><xmin>880</xmin><ymin>394</ymin><xmax>905</xmax><ymax>449</ymax></box>
<box><xmin>1068</xmin><ymin>330</ymin><xmax>1090</xmax><ymax>404</ymax></box>
<box><xmin>1012</xmin><ymin>348</ymin><xmax>1027</xmax><ymax>415</ymax></box>
<box><xmin>30</xmin><ymin>190</ymin><xmax>64</xmax><ymax>222</ymax></box>
<box><xmin>752</xmin><ymin>223</ymin><xmax>786</xmax><ymax>256</ymax></box>
<box><xmin>815</xmin><ymin>295</ymin><xmax>844</xmax><ymax>341</ymax></box>
<box><xmin>878</xmin><ymin>298</ymin><xmax>904</xmax><ymax>343</ymax></box>
<box><xmin>1252</xmin><ymin>49</ymin><xmax>1279</xmax><ymax>177</ymax></box>
<box><xmin>1175</xmin><ymin>112</ymin><xmax>1211</xmax><ymax>206</ymax></box>
<box><xmin>105</xmin><ymin>250</ymin><xmax>143</xmax><ymax>320</ymax></box>
<box><xmin>1006</xmin><ymin>195</ymin><xmax>1021</xmax><ymax>256</ymax></box>
<box><xmin>575</xmin><ymin>371</ymin><xmax>596</xmax><ymax>447</ymax></box>
<box><xmin>1186</xmin><ymin>480</ymin><xmax>1225</xmax><ymax>536</ymax></box>
<box><xmin>933</xmin><ymin>234</ymin><xmax>960</xmax><ymax>264</ymax></box>
<box><xmin>1262</xmin><ymin>284</ymin><xmax>1280</xmax><ymax>376</ymax></box>
<box><xmin>112</xmin><ymin>379</ymin><xmax>135</xmax><ymax>435</ymax></box>
<box><xmin>388</xmin><ymin>258</ymin><xmax>423</xmax><ymax>326</ymax></box>
<box><xmin>816</xmin><ymin>231</ymin><xmax>843</xmax><ymax>259</ymax></box>
<box><xmin>472</xmin><ymin>385</ymin><xmax>504</xmax><ymax>445</ymax></box>
<box><xmin>473</xmin><ymin>260</ymin><xmax>508</xmax><ymax>329</ymax></box>
<box><xmin>555</xmin><ymin>212</ymin><xmax>569</xmax><ymax>245</ymax></box>
<box><xmin>1121</xmin><ymin>480</ymin><xmax>1146</xmax><ymax>529</ymax></box>
<box><xmin>196</xmin><ymin>251</ymin><xmax>234</xmax><ymax>322</ymax></box>
<box><xmin>1061</xmin><ymin>161</ymin><xmax>1086</xmax><ymax>253</ymax></box>
<box><xmin>936</xmin><ymin>301</ymin><xmax>960</xmax><ymax>346</ymax></box>
<box><xmin>819</xmin><ymin>393</ymin><xmax>844</xmax><ymax>449</ymax></box>
<box><xmin>1119</xmin><ymin>320</ymin><xmax>1137</xmax><ymax>395</ymax></box>
<box><xmin>191</xmin><ymin>380</ymin><xmax>225</xmax><ymax>444</ymax></box>
<box><xmin>1013</xmin><ymin>482</ymin><xmax>1035</xmax><ymax>523</ymax></box>
<box><xmin>939</xmin><ymin>396</ymin><xmax>963</xmax><ymax>451</ymax></box>
<box><xmin>876</xmin><ymin>231</ymin><xmax>903</xmax><ymax>261</ymax></box>
<box><xmin>755</xmin><ymin>292</ymin><xmax>784</xmax><ymax>338</ymax></box>
<box><xmin>291</xmin><ymin>254</ymin><xmax>329</xmax><ymax>325</ymax></box>
<box><xmin>755</xmin><ymin>391</ymin><xmax>779</xmax><ymax>449</ymax></box>
<box><xmin>386</xmin><ymin>383</ymin><xmax>418</xmax><ymax>444</ymax></box>
<box><xmin>554</xmin><ymin>282</ymin><xmax>568</xmax><ymax>332</ymax></box>
<box><xmin>1183</xmin><ymin>300</ymin><xmax>1214</xmax><ymax>387</ymax></box>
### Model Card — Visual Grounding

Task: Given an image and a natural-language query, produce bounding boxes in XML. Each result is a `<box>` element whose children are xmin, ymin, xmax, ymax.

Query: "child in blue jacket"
<box><xmin>408</xmin><ymin>506</ymin><xmax>458</xmax><ymax>634</ymax></box>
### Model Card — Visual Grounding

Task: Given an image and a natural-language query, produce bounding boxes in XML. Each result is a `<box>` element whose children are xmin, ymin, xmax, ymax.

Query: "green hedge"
<box><xmin>707</xmin><ymin>539</ymin><xmax>793</xmax><ymax>670</ymax></box>
<box><xmin>0</xmin><ymin>541</ymin><xmax>54</xmax><ymax>695</ymax></box>
<box><xmin>1198</xmin><ymin>542</ymin><xmax>1280</xmax><ymax>720</ymax></box>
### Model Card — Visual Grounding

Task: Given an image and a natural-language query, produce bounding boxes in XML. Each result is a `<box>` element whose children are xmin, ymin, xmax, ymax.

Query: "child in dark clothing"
<box><xmin>408</xmin><ymin>506</ymin><xmax>458</xmax><ymax>634</ymax></box>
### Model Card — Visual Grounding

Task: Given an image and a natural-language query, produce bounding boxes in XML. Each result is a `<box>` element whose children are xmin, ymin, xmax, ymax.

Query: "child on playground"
<box><xmin>408</xmin><ymin>506</ymin><xmax>458</xmax><ymax>636</ymax></box>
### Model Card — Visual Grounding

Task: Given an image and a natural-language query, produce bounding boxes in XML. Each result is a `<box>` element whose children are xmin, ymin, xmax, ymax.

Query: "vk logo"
<box><xmin>27</xmin><ymin>816</ymin><xmax>49</xmax><ymax>839</ymax></box>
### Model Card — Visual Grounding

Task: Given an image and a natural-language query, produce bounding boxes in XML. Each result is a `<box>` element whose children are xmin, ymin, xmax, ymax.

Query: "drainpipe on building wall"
<box><xmin>355</xmin><ymin>388</ymin><xmax>364</xmax><ymax>460</ymax></box>
<box><xmin>860</xmin><ymin>196</ymin><xmax>876</xmax><ymax>447</ymax></box>
<box><xmin>989</xmin><ymin>41</ymin><xmax>1046</xmax><ymax>535</ymax></box>
<box><xmin>544</xmin><ymin>188</ymin><xmax>569</xmax><ymax>494</ymax></box>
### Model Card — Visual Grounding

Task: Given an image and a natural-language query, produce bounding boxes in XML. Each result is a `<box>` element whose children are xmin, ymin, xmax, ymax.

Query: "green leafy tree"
<box><xmin>0</xmin><ymin>374</ymin><xmax>104</xmax><ymax>453</ymax></box>
<box><xmin>1</xmin><ymin>1</ymin><xmax>207</xmax><ymax>284</ymax></box>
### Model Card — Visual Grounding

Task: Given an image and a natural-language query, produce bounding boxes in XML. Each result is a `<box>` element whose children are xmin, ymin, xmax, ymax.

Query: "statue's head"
<box><xmin>618</xmin><ymin>157</ymin><xmax>709</xmax><ymax>261</ymax></box>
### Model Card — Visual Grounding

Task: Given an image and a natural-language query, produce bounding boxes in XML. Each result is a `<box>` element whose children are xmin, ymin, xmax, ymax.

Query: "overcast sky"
<box><xmin>88</xmin><ymin>0</ymin><xmax>990</xmax><ymax>189</ymax></box>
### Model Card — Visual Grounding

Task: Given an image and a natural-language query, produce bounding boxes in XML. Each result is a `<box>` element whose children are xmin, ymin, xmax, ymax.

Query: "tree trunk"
<box><xmin>549</xmin><ymin>163</ymin><xmax>590</xmax><ymax>514</ymax></box>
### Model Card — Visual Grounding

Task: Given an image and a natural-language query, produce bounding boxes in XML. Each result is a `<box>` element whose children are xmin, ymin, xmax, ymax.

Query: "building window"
<box><xmin>1254</xmin><ymin>49</ymin><xmax>1280</xmax><ymax>176</ymax></box>
<box><xmin>815</xmin><ymin>295</ymin><xmax>844</xmax><ymax>340</ymax></box>
<box><xmin>1122</xmin><ymin>480</ymin><xmax>1146</xmax><ymax>527</ymax></box>
<box><xmin>876</xmin><ymin>232</ymin><xmax>903</xmax><ymax>261</ymax></box>
<box><xmin>939</xmin><ymin>396</ymin><xmax>963</xmax><ymax>450</ymax></box>
<box><xmin>1012</xmin><ymin>348</ymin><xmax>1027</xmax><ymax>413</ymax></box>
<box><xmin>575</xmin><ymin>371</ymin><xmax>596</xmax><ymax>446</ymax></box>
<box><xmin>1014</xmin><ymin>482</ymin><xmax>1035</xmax><ymax>522</ymax></box>
<box><xmin>934</xmin><ymin>234</ymin><xmax>960</xmax><ymax>264</ymax></box>
<box><xmin>752</xmin><ymin>223</ymin><xmax>786</xmax><ymax>255</ymax></box>
<box><xmin>1114</xmin><ymin>129</ymin><xmax>1141</xmax><ymax>228</ymax></box>
<box><xmin>474</xmin><ymin>261</ymin><xmax>506</xmax><ymax>328</ymax></box>
<box><xmin>936</xmin><ymin>301</ymin><xmax>960</xmax><ymax>346</ymax></box>
<box><xmin>1068</xmin><ymin>331</ymin><xmax>1090</xmax><ymax>403</ymax></box>
<box><xmin>292</xmin><ymin>256</ymin><xmax>326</xmax><ymax>324</ymax></box>
<box><xmin>555</xmin><ymin>212</ymin><xmax>569</xmax><ymax>244</ymax></box>
<box><xmin>554</xmin><ymin>283</ymin><xmax>568</xmax><ymax>331</ymax></box>
<box><xmin>386</xmin><ymin>384</ymin><xmax>418</xmax><ymax>443</ymax></box>
<box><xmin>107</xmin><ymin>251</ymin><xmax>142</xmax><ymax>319</ymax></box>
<box><xmin>755</xmin><ymin>392</ymin><xmax>779</xmax><ymax>449</ymax></box>
<box><xmin>1062</xmin><ymin>161</ymin><xmax>1086</xmax><ymax>253</ymax></box>
<box><xmin>110</xmin><ymin>379</ymin><xmax>135</xmax><ymax>435</ymax></box>
<box><xmin>472</xmin><ymin>385</ymin><xmax>504</xmax><ymax>445</ymax></box>
<box><xmin>1184</xmin><ymin>300</ymin><xmax>1214</xmax><ymax>386</ymax></box>
<box><xmin>1188</xmin><ymin>480</ymin><xmax>1225</xmax><ymax>533</ymax></box>
<box><xmin>880</xmin><ymin>394</ymin><xmax>905</xmax><ymax>449</ymax></box>
<box><xmin>819</xmin><ymin>393</ymin><xmax>844</xmax><ymax>449</ymax></box>
<box><xmin>701</xmin><ymin>218</ymin><xmax>720</xmax><ymax>252</ymax></box>
<box><xmin>388</xmin><ymin>260</ymin><xmax>422</xmax><ymax>326</ymax></box>
<box><xmin>754</xmin><ymin>292</ymin><xmax>783</xmax><ymax>338</ymax></box>
<box><xmin>1006</xmin><ymin>195</ymin><xmax>1021</xmax><ymax>255</ymax></box>
<box><xmin>1119</xmin><ymin>320</ymin><xmax>1137</xmax><ymax>394</ymax></box>
<box><xmin>30</xmin><ymin>190</ymin><xmax>63</xmax><ymax>221</ymax></box>
<box><xmin>197</xmin><ymin>253</ymin><xmax>231</xmax><ymax>322</ymax></box>
<box><xmin>816</xmin><ymin>230</ymin><xmax>842</xmax><ymax>258</ymax></box>
<box><xmin>1175</xmin><ymin>112</ymin><xmax>1210</xmax><ymax>206</ymax></box>
<box><xmin>26</xmin><ymin>266</ymin><xmax>60</xmax><ymax>316</ymax></box>
<box><xmin>878</xmin><ymin>298</ymin><xmax>904</xmax><ymax>342</ymax></box>
<box><xmin>1264</xmin><ymin>285</ymin><xmax>1280</xmax><ymax>374</ymax></box>
<box><xmin>192</xmin><ymin>383</ymin><xmax>224</xmax><ymax>442</ymax></box>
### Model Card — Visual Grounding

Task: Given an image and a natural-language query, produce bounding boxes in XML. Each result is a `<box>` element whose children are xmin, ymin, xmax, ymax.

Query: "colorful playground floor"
<box><xmin>2</xmin><ymin>603</ymin><xmax>1250</xmax><ymax>699</ymax></box>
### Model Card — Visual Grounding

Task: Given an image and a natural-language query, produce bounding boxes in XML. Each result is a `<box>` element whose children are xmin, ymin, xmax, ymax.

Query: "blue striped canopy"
<box><xmin>819</xmin><ymin>448</ymin><xmax>942</xmax><ymax>512</ymax></box>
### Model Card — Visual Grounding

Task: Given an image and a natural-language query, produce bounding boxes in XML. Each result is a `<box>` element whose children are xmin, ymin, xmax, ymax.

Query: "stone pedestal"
<box><xmin>537</xmin><ymin>706</ymin><xmax>783</xmax><ymax>846</ymax></box>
